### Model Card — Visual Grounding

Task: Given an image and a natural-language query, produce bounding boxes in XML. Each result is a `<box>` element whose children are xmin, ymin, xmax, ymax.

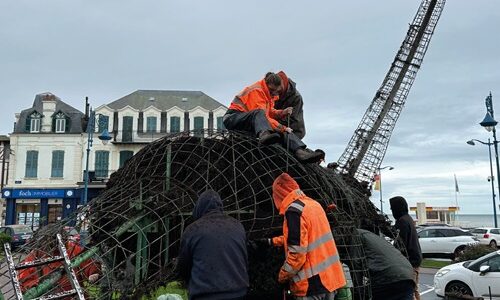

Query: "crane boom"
<box><xmin>337</xmin><ymin>0</ymin><xmax>446</xmax><ymax>182</ymax></box>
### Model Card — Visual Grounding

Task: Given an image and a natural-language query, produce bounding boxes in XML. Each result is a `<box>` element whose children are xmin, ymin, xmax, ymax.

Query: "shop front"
<box><xmin>1</xmin><ymin>188</ymin><xmax>80</xmax><ymax>227</ymax></box>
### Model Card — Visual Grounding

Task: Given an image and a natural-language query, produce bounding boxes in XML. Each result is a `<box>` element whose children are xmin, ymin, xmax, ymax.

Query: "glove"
<box><xmin>282</xmin><ymin>107</ymin><xmax>293</xmax><ymax>116</ymax></box>
<box><xmin>249</xmin><ymin>238</ymin><xmax>272</xmax><ymax>251</ymax></box>
<box><xmin>284</xmin><ymin>127</ymin><xmax>293</xmax><ymax>134</ymax></box>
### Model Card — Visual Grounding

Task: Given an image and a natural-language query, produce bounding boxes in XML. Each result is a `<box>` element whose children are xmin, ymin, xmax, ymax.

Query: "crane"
<box><xmin>337</xmin><ymin>0</ymin><xmax>446</xmax><ymax>183</ymax></box>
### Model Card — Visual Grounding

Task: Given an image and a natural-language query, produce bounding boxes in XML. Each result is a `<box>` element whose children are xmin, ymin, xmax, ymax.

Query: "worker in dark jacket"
<box><xmin>357</xmin><ymin>229</ymin><xmax>415</xmax><ymax>300</ymax></box>
<box><xmin>390</xmin><ymin>196</ymin><xmax>422</xmax><ymax>300</ymax></box>
<box><xmin>176</xmin><ymin>190</ymin><xmax>249</xmax><ymax>300</ymax></box>
<box><xmin>276</xmin><ymin>71</ymin><xmax>306</xmax><ymax>139</ymax></box>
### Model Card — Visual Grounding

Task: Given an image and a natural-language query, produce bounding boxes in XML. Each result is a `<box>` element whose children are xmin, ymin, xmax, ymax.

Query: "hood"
<box><xmin>389</xmin><ymin>196</ymin><xmax>408</xmax><ymax>219</ymax></box>
<box><xmin>277</xmin><ymin>71</ymin><xmax>289</xmax><ymax>99</ymax></box>
<box><xmin>192</xmin><ymin>190</ymin><xmax>223</xmax><ymax>220</ymax></box>
<box><xmin>272</xmin><ymin>173</ymin><xmax>299</xmax><ymax>211</ymax></box>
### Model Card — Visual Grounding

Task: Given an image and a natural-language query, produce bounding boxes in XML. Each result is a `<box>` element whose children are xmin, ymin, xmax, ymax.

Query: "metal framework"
<box><xmin>337</xmin><ymin>0</ymin><xmax>446</xmax><ymax>182</ymax></box>
<box><xmin>0</xmin><ymin>130</ymin><xmax>396</xmax><ymax>299</ymax></box>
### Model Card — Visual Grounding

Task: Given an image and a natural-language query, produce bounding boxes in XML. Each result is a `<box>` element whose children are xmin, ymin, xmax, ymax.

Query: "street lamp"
<box><xmin>83</xmin><ymin>107</ymin><xmax>112</xmax><ymax>205</ymax></box>
<box><xmin>467</xmin><ymin>139</ymin><xmax>497</xmax><ymax>227</ymax></box>
<box><xmin>376</xmin><ymin>165</ymin><xmax>394</xmax><ymax>214</ymax></box>
<box><xmin>478</xmin><ymin>92</ymin><xmax>500</xmax><ymax>227</ymax></box>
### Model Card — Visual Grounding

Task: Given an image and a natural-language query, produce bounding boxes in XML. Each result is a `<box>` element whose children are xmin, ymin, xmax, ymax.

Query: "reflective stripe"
<box><xmin>289</xmin><ymin>202</ymin><xmax>304</xmax><ymax>212</ymax></box>
<box><xmin>307</xmin><ymin>232</ymin><xmax>334</xmax><ymax>252</ymax></box>
<box><xmin>292</xmin><ymin>254</ymin><xmax>340</xmax><ymax>283</ymax></box>
<box><xmin>231</xmin><ymin>97</ymin><xmax>249</xmax><ymax>111</ymax></box>
<box><xmin>288</xmin><ymin>245</ymin><xmax>307</xmax><ymax>253</ymax></box>
<box><xmin>283</xmin><ymin>261</ymin><xmax>299</xmax><ymax>274</ymax></box>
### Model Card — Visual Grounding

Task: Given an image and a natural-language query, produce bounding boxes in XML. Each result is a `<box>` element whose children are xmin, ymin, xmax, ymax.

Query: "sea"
<box><xmin>388</xmin><ymin>214</ymin><xmax>500</xmax><ymax>229</ymax></box>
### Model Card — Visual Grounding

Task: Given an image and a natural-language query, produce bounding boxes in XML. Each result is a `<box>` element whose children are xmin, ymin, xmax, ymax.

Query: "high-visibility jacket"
<box><xmin>229</xmin><ymin>79</ymin><xmax>286</xmax><ymax>132</ymax></box>
<box><xmin>272</xmin><ymin>189</ymin><xmax>346</xmax><ymax>297</ymax></box>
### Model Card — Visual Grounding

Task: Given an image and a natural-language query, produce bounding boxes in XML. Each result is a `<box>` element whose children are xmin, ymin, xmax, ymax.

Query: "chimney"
<box><xmin>41</xmin><ymin>93</ymin><xmax>57</xmax><ymax>132</ymax></box>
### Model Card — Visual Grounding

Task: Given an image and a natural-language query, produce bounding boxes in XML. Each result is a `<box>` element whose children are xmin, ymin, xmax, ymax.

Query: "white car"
<box><xmin>434</xmin><ymin>250</ymin><xmax>500</xmax><ymax>299</ymax></box>
<box><xmin>470</xmin><ymin>227</ymin><xmax>500</xmax><ymax>248</ymax></box>
<box><xmin>417</xmin><ymin>226</ymin><xmax>479</xmax><ymax>259</ymax></box>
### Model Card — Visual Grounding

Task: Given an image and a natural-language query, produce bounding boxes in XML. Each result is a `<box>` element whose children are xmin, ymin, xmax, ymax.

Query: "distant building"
<box><xmin>410</xmin><ymin>202</ymin><xmax>459</xmax><ymax>225</ymax></box>
<box><xmin>1</xmin><ymin>90</ymin><xmax>227</xmax><ymax>228</ymax></box>
<box><xmin>2</xmin><ymin>93</ymin><xmax>86</xmax><ymax>228</ymax></box>
<box><xmin>86</xmin><ymin>90</ymin><xmax>226</xmax><ymax>183</ymax></box>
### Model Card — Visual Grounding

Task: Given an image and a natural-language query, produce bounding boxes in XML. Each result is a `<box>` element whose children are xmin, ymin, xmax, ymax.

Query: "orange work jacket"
<box><xmin>272</xmin><ymin>189</ymin><xmax>346</xmax><ymax>297</ymax></box>
<box><xmin>229</xmin><ymin>79</ymin><xmax>286</xmax><ymax>132</ymax></box>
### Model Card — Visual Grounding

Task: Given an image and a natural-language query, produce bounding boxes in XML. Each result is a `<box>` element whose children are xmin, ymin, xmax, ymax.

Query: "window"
<box><xmin>95</xmin><ymin>151</ymin><xmax>109</xmax><ymax>178</ymax></box>
<box><xmin>194</xmin><ymin>116</ymin><xmax>204</xmax><ymax>136</ymax></box>
<box><xmin>418</xmin><ymin>229</ymin><xmax>444</xmax><ymax>238</ymax></box>
<box><xmin>146</xmin><ymin>117</ymin><xmax>157</xmax><ymax>133</ymax></box>
<box><xmin>55</xmin><ymin>112</ymin><xmax>66</xmax><ymax>133</ymax></box>
<box><xmin>51</xmin><ymin>150</ymin><xmax>64</xmax><ymax>178</ymax></box>
<box><xmin>491</xmin><ymin>229</ymin><xmax>500</xmax><ymax>234</ymax></box>
<box><xmin>29</xmin><ymin>112</ymin><xmax>42</xmax><ymax>133</ymax></box>
<box><xmin>217</xmin><ymin>116</ymin><xmax>225</xmax><ymax>130</ymax></box>
<box><xmin>25</xmin><ymin>151</ymin><xmax>39</xmax><ymax>178</ymax></box>
<box><xmin>98</xmin><ymin>115</ymin><xmax>109</xmax><ymax>133</ymax></box>
<box><xmin>122</xmin><ymin>116</ymin><xmax>133</xmax><ymax>142</ymax></box>
<box><xmin>426</xmin><ymin>211</ymin><xmax>439</xmax><ymax>219</ymax></box>
<box><xmin>170</xmin><ymin>116</ymin><xmax>181</xmax><ymax>133</ymax></box>
<box><xmin>119</xmin><ymin>151</ymin><xmax>134</xmax><ymax>168</ymax></box>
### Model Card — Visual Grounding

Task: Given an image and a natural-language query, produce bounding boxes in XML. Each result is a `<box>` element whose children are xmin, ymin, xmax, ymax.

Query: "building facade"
<box><xmin>86</xmin><ymin>90</ymin><xmax>227</xmax><ymax>182</ymax></box>
<box><xmin>1</xmin><ymin>90</ymin><xmax>227</xmax><ymax>228</ymax></box>
<box><xmin>2</xmin><ymin>93</ymin><xmax>86</xmax><ymax>228</ymax></box>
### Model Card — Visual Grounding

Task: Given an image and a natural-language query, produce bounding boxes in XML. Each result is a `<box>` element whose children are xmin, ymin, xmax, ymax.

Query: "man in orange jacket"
<box><xmin>270</xmin><ymin>173</ymin><xmax>346</xmax><ymax>299</ymax></box>
<box><xmin>223</xmin><ymin>72</ymin><xmax>323</xmax><ymax>163</ymax></box>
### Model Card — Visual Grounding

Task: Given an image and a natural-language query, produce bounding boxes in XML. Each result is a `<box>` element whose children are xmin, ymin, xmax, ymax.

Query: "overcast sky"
<box><xmin>1</xmin><ymin>1</ymin><xmax>500</xmax><ymax>216</ymax></box>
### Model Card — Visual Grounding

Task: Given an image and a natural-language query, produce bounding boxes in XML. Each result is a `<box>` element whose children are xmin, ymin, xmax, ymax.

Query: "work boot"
<box><xmin>294</xmin><ymin>148</ymin><xmax>323</xmax><ymax>163</ymax></box>
<box><xmin>258</xmin><ymin>130</ymin><xmax>280</xmax><ymax>145</ymax></box>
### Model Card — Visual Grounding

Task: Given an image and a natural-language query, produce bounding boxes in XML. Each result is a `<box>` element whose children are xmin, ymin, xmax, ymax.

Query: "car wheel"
<box><xmin>445</xmin><ymin>281</ymin><xmax>473</xmax><ymax>297</ymax></box>
<box><xmin>453</xmin><ymin>246</ymin><xmax>466</xmax><ymax>260</ymax></box>
<box><xmin>489</xmin><ymin>240</ymin><xmax>497</xmax><ymax>248</ymax></box>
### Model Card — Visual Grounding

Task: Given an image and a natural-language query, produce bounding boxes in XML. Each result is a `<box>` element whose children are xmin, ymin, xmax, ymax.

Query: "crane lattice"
<box><xmin>337</xmin><ymin>0</ymin><xmax>446</xmax><ymax>182</ymax></box>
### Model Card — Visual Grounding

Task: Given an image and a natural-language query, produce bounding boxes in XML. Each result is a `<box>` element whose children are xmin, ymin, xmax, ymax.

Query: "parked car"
<box><xmin>434</xmin><ymin>250</ymin><xmax>500</xmax><ymax>299</ymax></box>
<box><xmin>417</xmin><ymin>226</ymin><xmax>479</xmax><ymax>259</ymax></box>
<box><xmin>0</xmin><ymin>225</ymin><xmax>33</xmax><ymax>249</ymax></box>
<box><xmin>470</xmin><ymin>227</ymin><xmax>500</xmax><ymax>248</ymax></box>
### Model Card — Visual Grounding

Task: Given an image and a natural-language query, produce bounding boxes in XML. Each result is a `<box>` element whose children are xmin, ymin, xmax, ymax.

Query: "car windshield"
<box><xmin>471</xmin><ymin>229</ymin><xmax>487</xmax><ymax>234</ymax></box>
<box><xmin>12</xmin><ymin>226</ymin><xmax>32</xmax><ymax>234</ymax></box>
<box><xmin>469</xmin><ymin>251</ymin><xmax>500</xmax><ymax>268</ymax></box>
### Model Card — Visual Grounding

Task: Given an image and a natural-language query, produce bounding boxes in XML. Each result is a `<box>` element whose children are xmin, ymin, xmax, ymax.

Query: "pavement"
<box><xmin>420</xmin><ymin>267</ymin><xmax>440</xmax><ymax>300</ymax></box>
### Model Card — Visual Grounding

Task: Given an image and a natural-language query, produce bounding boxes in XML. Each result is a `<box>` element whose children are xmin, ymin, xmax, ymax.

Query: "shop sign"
<box><xmin>7</xmin><ymin>189</ymin><xmax>66</xmax><ymax>199</ymax></box>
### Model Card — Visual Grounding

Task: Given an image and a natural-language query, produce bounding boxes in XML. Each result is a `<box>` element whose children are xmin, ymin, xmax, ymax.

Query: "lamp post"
<box><xmin>376</xmin><ymin>165</ymin><xmax>394</xmax><ymax>214</ymax></box>
<box><xmin>83</xmin><ymin>108</ymin><xmax>112</xmax><ymax>205</ymax></box>
<box><xmin>479</xmin><ymin>92</ymin><xmax>499</xmax><ymax>228</ymax></box>
<box><xmin>467</xmin><ymin>139</ymin><xmax>497</xmax><ymax>227</ymax></box>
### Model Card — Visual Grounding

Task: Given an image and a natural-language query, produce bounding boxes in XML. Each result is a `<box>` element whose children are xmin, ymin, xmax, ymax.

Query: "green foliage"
<box><xmin>421</xmin><ymin>259</ymin><xmax>451</xmax><ymax>269</ymax></box>
<box><xmin>141</xmin><ymin>282</ymin><xmax>187</xmax><ymax>300</ymax></box>
<box><xmin>455</xmin><ymin>244</ymin><xmax>496</xmax><ymax>262</ymax></box>
<box><xmin>0</xmin><ymin>233</ymin><xmax>12</xmax><ymax>246</ymax></box>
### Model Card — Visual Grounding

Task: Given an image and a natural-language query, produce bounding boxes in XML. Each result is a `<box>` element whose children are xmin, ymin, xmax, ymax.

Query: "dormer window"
<box><xmin>29</xmin><ymin>112</ymin><xmax>42</xmax><ymax>133</ymax></box>
<box><xmin>55</xmin><ymin>112</ymin><xmax>66</xmax><ymax>133</ymax></box>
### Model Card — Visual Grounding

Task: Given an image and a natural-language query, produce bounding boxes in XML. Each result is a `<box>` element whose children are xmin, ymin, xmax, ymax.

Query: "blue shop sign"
<box><xmin>2</xmin><ymin>189</ymin><xmax>75</xmax><ymax>199</ymax></box>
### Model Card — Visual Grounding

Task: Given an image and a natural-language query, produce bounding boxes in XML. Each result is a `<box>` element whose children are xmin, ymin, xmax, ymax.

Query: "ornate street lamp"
<box><xmin>478</xmin><ymin>92</ymin><xmax>499</xmax><ymax>227</ymax></box>
<box><xmin>83</xmin><ymin>107</ymin><xmax>112</xmax><ymax>205</ymax></box>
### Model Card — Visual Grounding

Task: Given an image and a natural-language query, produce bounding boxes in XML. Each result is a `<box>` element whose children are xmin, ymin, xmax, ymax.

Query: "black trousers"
<box><xmin>223</xmin><ymin>110</ymin><xmax>306</xmax><ymax>153</ymax></box>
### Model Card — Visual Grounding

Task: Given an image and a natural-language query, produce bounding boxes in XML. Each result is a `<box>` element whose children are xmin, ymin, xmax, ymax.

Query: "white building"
<box><xmin>87</xmin><ymin>90</ymin><xmax>227</xmax><ymax>180</ymax></box>
<box><xmin>1</xmin><ymin>90</ymin><xmax>227</xmax><ymax>228</ymax></box>
<box><xmin>2</xmin><ymin>93</ymin><xmax>86</xmax><ymax>227</ymax></box>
